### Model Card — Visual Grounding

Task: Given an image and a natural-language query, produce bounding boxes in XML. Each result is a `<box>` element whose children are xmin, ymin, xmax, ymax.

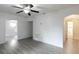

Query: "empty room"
<box><xmin>0</xmin><ymin>4</ymin><xmax>79</xmax><ymax>54</ymax></box>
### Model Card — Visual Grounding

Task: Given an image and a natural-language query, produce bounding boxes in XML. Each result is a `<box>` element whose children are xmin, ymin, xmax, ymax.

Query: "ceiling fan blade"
<box><xmin>16</xmin><ymin>10</ymin><xmax>23</xmax><ymax>14</ymax></box>
<box><xmin>12</xmin><ymin>6</ymin><xmax>23</xmax><ymax>9</ymax></box>
<box><xmin>28</xmin><ymin>13</ymin><xmax>31</xmax><ymax>16</ymax></box>
<box><xmin>22</xmin><ymin>4</ymin><xmax>33</xmax><ymax>8</ymax></box>
<box><xmin>21</xmin><ymin>4</ymin><xmax>28</xmax><ymax>7</ymax></box>
<box><xmin>29</xmin><ymin>4</ymin><xmax>33</xmax><ymax>8</ymax></box>
<box><xmin>31</xmin><ymin>10</ymin><xmax>39</xmax><ymax>13</ymax></box>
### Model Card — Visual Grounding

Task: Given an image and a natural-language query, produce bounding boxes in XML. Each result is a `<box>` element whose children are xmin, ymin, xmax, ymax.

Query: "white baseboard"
<box><xmin>33</xmin><ymin>38</ymin><xmax>63</xmax><ymax>48</ymax></box>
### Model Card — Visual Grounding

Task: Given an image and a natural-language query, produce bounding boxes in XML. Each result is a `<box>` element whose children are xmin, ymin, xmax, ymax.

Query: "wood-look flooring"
<box><xmin>64</xmin><ymin>38</ymin><xmax>79</xmax><ymax>54</ymax></box>
<box><xmin>0</xmin><ymin>38</ymin><xmax>65</xmax><ymax>54</ymax></box>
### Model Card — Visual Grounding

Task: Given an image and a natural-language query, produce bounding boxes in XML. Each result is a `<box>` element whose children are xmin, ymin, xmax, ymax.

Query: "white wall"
<box><xmin>33</xmin><ymin>6</ymin><xmax>79</xmax><ymax>48</ymax></box>
<box><xmin>33</xmin><ymin>13</ymin><xmax>63</xmax><ymax>48</ymax></box>
<box><xmin>0</xmin><ymin>12</ymin><xmax>32</xmax><ymax>44</ymax></box>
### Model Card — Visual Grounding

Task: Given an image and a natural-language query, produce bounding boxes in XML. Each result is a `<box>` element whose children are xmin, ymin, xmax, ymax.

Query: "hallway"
<box><xmin>64</xmin><ymin>15</ymin><xmax>79</xmax><ymax>54</ymax></box>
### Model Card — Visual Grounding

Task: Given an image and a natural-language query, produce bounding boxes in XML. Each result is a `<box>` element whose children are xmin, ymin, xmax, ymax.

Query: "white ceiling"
<box><xmin>0</xmin><ymin>4</ymin><xmax>78</xmax><ymax>18</ymax></box>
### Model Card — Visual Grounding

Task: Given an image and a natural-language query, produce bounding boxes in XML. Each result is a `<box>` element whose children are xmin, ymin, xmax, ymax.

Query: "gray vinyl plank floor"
<box><xmin>0</xmin><ymin>38</ymin><xmax>65</xmax><ymax>54</ymax></box>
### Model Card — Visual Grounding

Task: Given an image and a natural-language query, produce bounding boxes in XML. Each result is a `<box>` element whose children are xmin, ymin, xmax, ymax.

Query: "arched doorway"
<box><xmin>64</xmin><ymin>14</ymin><xmax>79</xmax><ymax>53</ymax></box>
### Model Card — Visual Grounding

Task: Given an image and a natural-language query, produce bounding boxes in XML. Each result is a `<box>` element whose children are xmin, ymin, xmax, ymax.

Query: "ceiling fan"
<box><xmin>12</xmin><ymin>4</ymin><xmax>39</xmax><ymax>16</ymax></box>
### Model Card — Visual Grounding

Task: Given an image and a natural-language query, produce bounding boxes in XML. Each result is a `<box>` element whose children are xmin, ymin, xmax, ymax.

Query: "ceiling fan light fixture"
<box><xmin>23</xmin><ymin>6</ymin><xmax>30</xmax><ymax>13</ymax></box>
<box><xmin>24</xmin><ymin>10</ymin><xmax>30</xmax><ymax>13</ymax></box>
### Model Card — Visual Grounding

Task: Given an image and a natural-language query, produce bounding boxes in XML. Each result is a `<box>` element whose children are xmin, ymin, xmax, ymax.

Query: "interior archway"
<box><xmin>64</xmin><ymin>14</ymin><xmax>79</xmax><ymax>53</ymax></box>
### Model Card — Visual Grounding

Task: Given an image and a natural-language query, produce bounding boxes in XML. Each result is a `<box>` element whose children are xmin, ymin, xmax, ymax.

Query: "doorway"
<box><xmin>5</xmin><ymin>20</ymin><xmax>18</xmax><ymax>46</ymax></box>
<box><xmin>64</xmin><ymin>15</ymin><xmax>79</xmax><ymax>53</ymax></box>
